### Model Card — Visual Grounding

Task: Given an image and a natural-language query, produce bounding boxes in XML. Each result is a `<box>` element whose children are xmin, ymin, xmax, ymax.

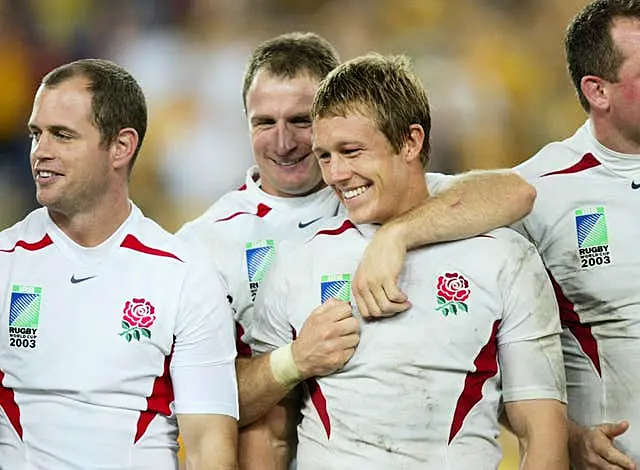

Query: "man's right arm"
<box><xmin>238</xmin><ymin>298</ymin><xmax>359</xmax><ymax>426</ymax></box>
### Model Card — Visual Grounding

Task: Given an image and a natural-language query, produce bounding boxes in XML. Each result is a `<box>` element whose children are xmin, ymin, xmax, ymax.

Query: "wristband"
<box><xmin>270</xmin><ymin>343</ymin><xmax>303</xmax><ymax>389</ymax></box>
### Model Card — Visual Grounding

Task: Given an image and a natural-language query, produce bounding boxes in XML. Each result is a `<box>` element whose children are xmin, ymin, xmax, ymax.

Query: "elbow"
<box><xmin>513</xmin><ymin>177</ymin><xmax>536</xmax><ymax>219</ymax></box>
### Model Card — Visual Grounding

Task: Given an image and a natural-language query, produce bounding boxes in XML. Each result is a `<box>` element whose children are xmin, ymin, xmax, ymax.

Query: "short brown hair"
<box><xmin>565</xmin><ymin>0</ymin><xmax>640</xmax><ymax>111</ymax></box>
<box><xmin>312</xmin><ymin>53</ymin><xmax>431</xmax><ymax>169</ymax></box>
<box><xmin>42</xmin><ymin>58</ymin><xmax>148</xmax><ymax>172</ymax></box>
<box><xmin>242</xmin><ymin>32</ymin><xmax>340</xmax><ymax>110</ymax></box>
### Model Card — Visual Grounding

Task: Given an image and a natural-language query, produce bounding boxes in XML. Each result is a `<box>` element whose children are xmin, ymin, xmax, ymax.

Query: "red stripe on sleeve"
<box><xmin>135</xmin><ymin>344</ymin><xmax>175</xmax><ymax>443</ymax></box>
<box><xmin>448</xmin><ymin>320</ymin><xmax>500</xmax><ymax>444</ymax></box>
<box><xmin>121</xmin><ymin>235</ymin><xmax>183</xmax><ymax>262</ymax></box>
<box><xmin>541</xmin><ymin>153</ymin><xmax>601</xmax><ymax>177</ymax></box>
<box><xmin>215</xmin><ymin>203</ymin><xmax>272</xmax><ymax>223</ymax></box>
<box><xmin>548</xmin><ymin>272</ymin><xmax>601</xmax><ymax>376</ymax></box>
<box><xmin>0</xmin><ymin>370</ymin><xmax>23</xmax><ymax>439</ymax></box>
<box><xmin>0</xmin><ymin>234</ymin><xmax>53</xmax><ymax>253</ymax></box>
<box><xmin>314</xmin><ymin>220</ymin><xmax>356</xmax><ymax>238</ymax></box>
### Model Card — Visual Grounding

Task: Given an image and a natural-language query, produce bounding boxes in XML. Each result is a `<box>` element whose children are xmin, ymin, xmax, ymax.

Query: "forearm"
<box><xmin>180</xmin><ymin>415</ymin><xmax>238</xmax><ymax>470</ymax></box>
<box><xmin>506</xmin><ymin>399</ymin><xmax>569</xmax><ymax>470</ymax></box>
<box><xmin>238</xmin><ymin>420</ymin><xmax>289</xmax><ymax>470</ymax></box>
<box><xmin>237</xmin><ymin>354</ymin><xmax>295</xmax><ymax>427</ymax></box>
<box><xmin>519</xmin><ymin>429</ymin><xmax>569</xmax><ymax>470</ymax></box>
<box><xmin>390</xmin><ymin>170</ymin><xmax>535</xmax><ymax>250</ymax></box>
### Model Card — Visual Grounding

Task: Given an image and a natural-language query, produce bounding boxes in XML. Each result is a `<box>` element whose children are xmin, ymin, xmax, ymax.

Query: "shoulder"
<box><xmin>443</xmin><ymin>227</ymin><xmax>539</xmax><ymax>267</ymax></box>
<box><xmin>178</xmin><ymin>185</ymin><xmax>256</xmax><ymax>230</ymax></box>
<box><xmin>0</xmin><ymin>208</ymin><xmax>49</xmax><ymax>252</ymax></box>
<box><xmin>127</xmin><ymin>211</ymin><xmax>201</xmax><ymax>266</ymax></box>
<box><xmin>515</xmin><ymin>122</ymin><xmax>596</xmax><ymax>182</ymax></box>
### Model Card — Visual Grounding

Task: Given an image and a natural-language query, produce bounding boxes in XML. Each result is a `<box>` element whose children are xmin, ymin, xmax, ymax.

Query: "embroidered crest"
<box><xmin>435</xmin><ymin>272</ymin><xmax>470</xmax><ymax>316</ymax></box>
<box><xmin>320</xmin><ymin>274</ymin><xmax>351</xmax><ymax>303</ymax></box>
<box><xmin>575</xmin><ymin>207</ymin><xmax>611</xmax><ymax>269</ymax></box>
<box><xmin>120</xmin><ymin>298</ymin><xmax>156</xmax><ymax>342</ymax></box>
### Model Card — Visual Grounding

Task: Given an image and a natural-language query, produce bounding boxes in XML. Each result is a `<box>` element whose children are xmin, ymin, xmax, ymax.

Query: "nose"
<box><xmin>325</xmin><ymin>154</ymin><xmax>352</xmax><ymax>185</ymax></box>
<box><xmin>275</xmin><ymin>122</ymin><xmax>296</xmax><ymax>155</ymax></box>
<box><xmin>30</xmin><ymin>133</ymin><xmax>53</xmax><ymax>164</ymax></box>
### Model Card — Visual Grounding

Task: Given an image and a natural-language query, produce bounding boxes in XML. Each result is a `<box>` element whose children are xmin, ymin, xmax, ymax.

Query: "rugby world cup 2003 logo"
<box><xmin>435</xmin><ymin>272</ymin><xmax>470</xmax><ymax>317</ymax></box>
<box><xmin>575</xmin><ymin>206</ymin><xmax>611</xmax><ymax>269</ymax></box>
<box><xmin>8</xmin><ymin>284</ymin><xmax>41</xmax><ymax>349</ymax></box>
<box><xmin>320</xmin><ymin>274</ymin><xmax>351</xmax><ymax>304</ymax></box>
<box><xmin>245</xmin><ymin>240</ymin><xmax>276</xmax><ymax>301</ymax></box>
<box><xmin>120</xmin><ymin>298</ymin><xmax>156</xmax><ymax>342</ymax></box>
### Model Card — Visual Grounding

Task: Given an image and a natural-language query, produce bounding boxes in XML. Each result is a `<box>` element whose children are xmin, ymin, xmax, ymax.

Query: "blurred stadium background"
<box><xmin>0</xmin><ymin>0</ymin><xmax>588</xmax><ymax>467</ymax></box>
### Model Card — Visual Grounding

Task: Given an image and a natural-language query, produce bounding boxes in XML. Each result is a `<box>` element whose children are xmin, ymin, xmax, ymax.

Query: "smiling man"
<box><xmin>0</xmin><ymin>59</ymin><xmax>238</xmax><ymax>470</ymax></box>
<box><xmin>176</xmin><ymin>32</ymin><xmax>539</xmax><ymax>469</ymax></box>
<box><xmin>249</xmin><ymin>53</ymin><xmax>569</xmax><ymax>470</ymax></box>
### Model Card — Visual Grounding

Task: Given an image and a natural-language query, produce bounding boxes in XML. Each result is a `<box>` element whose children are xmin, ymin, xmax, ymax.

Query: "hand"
<box><xmin>291</xmin><ymin>298</ymin><xmax>359</xmax><ymax>378</ymax></box>
<box><xmin>570</xmin><ymin>421</ymin><xmax>637</xmax><ymax>470</ymax></box>
<box><xmin>353</xmin><ymin>224</ymin><xmax>411</xmax><ymax>318</ymax></box>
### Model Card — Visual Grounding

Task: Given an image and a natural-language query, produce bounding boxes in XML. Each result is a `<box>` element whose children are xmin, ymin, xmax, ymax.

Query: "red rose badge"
<box><xmin>120</xmin><ymin>298</ymin><xmax>156</xmax><ymax>342</ymax></box>
<box><xmin>435</xmin><ymin>272</ymin><xmax>470</xmax><ymax>316</ymax></box>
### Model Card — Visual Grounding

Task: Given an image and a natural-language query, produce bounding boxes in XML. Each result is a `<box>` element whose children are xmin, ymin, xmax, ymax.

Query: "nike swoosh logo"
<box><xmin>298</xmin><ymin>217</ymin><xmax>322</xmax><ymax>229</ymax></box>
<box><xmin>632</xmin><ymin>181</ymin><xmax>640</xmax><ymax>189</ymax></box>
<box><xmin>70</xmin><ymin>274</ymin><xmax>96</xmax><ymax>284</ymax></box>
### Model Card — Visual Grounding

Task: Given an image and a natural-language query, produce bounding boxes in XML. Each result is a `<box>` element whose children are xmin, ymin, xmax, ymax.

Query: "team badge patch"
<box><xmin>320</xmin><ymin>274</ymin><xmax>351</xmax><ymax>303</ymax></box>
<box><xmin>575</xmin><ymin>207</ymin><xmax>611</xmax><ymax>269</ymax></box>
<box><xmin>8</xmin><ymin>284</ymin><xmax>41</xmax><ymax>348</ymax></box>
<box><xmin>245</xmin><ymin>240</ymin><xmax>276</xmax><ymax>301</ymax></box>
<box><xmin>435</xmin><ymin>272</ymin><xmax>470</xmax><ymax>317</ymax></box>
<box><xmin>120</xmin><ymin>298</ymin><xmax>156</xmax><ymax>342</ymax></box>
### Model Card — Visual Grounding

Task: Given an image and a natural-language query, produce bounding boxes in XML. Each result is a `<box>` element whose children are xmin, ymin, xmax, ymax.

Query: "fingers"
<box><xmin>595</xmin><ymin>422</ymin><xmax>636</xmax><ymax>470</ymax></box>
<box><xmin>354</xmin><ymin>279</ymin><xmax>410</xmax><ymax>319</ymax></box>
<box><xmin>602</xmin><ymin>421</ymin><xmax>630</xmax><ymax>439</ymax></box>
<box><xmin>313</xmin><ymin>298</ymin><xmax>353</xmax><ymax>321</ymax></box>
<box><xmin>294</xmin><ymin>301</ymin><xmax>360</xmax><ymax>378</ymax></box>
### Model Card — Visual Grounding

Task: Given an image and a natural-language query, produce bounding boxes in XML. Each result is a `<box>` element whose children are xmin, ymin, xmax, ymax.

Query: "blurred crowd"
<box><xmin>0</xmin><ymin>0</ymin><xmax>589</xmax><ymax>233</ymax></box>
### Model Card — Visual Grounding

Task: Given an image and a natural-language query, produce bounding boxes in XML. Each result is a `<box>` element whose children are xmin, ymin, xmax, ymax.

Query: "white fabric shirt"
<box><xmin>250</xmin><ymin>217</ymin><xmax>566</xmax><ymax>470</ymax></box>
<box><xmin>0</xmin><ymin>204</ymin><xmax>238</xmax><ymax>470</ymax></box>
<box><xmin>176</xmin><ymin>166</ymin><xmax>341</xmax><ymax>354</ymax></box>
<box><xmin>514</xmin><ymin>120</ymin><xmax>640</xmax><ymax>460</ymax></box>
<box><xmin>176</xmin><ymin>166</ymin><xmax>452</xmax><ymax>354</ymax></box>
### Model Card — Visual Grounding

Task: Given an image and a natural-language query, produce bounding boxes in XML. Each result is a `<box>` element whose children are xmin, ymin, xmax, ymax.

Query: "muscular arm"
<box><xmin>353</xmin><ymin>170</ymin><xmax>536</xmax><ymax>317</ymax></box>
<box><xmin>239</xmin><ymin>298</ymin><xmax>358</xmax><ymax>427</ymax></box>
<box><xmin>237</xmin><ymin>355</ymin><xmax>291</xmax><ymax>427</ymax></box>
<box><xmin>504</xmin><ymin>399</ymin><xmax>569</xmax><ymax>470</ymax></box>
<box><xmin>178</xmin><ymin>414</ymin><xmax>238</xmax><ymax>470</ymax></box>
<box><xmin>238</xmin><ymin>395</ymin><xmax>300</xmax><ymax>470</ymax></box>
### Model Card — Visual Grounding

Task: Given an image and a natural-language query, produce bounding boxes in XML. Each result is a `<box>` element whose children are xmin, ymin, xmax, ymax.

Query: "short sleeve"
<box><xmin>497</xmin><ymin>233</ymin><xmax>566</xmax><ymax>403</ymax></box>
<box><xmin>171</xmin><ymin>257</ymin><xmax>238</xmax><ymax>418</ymax></box>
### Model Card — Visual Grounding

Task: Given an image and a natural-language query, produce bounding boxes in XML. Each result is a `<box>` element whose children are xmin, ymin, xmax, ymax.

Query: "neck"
<box><xmin>591</xmin><ymin>113</ymin><xmax>640</xmax><ymax>154</ymax></box>
<box><xmin>48</xmin><ymin>194</ymin><xmax>132</xmax><ymax>247</ymax></box>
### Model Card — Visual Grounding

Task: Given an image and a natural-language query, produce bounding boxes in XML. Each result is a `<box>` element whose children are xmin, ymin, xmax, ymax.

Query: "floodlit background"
<box><xmin>0</xmin><ymin>0</ymin><xmax>588</xmax><ymax>466</ymax></box>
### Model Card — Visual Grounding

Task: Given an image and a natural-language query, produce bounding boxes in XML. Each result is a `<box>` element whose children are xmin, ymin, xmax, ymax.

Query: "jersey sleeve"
<box><xmin>425</xmin><ymin>172</ymin><xmax>456</xmax><ymax>196</ymax></box>
<box><xmin>496</xmin><ymin>232</ymin><xmax>566</xmax><ymax>404</ymax></box>
<box><xmin>248</xmin><ymin>242</ymin><xmax>298</xmax><ymax>355</ymax></box>
<box><xmin>171</xmin><ymin>257</ymin><xmax>238</xmax><ymax>419</ymax></box>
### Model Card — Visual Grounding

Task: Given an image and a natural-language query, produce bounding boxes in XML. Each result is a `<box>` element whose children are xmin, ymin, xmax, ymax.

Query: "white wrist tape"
<box><xmin>270</xmin><ymin>343</ymin><xmax>303</xmax><ymax>389</ymax></box>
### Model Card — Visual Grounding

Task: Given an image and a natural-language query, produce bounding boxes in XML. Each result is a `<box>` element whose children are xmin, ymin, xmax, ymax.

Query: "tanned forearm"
<box><xmin>386</xmin><ymin>170</ymin><xmax>535</xmax><ymax>250</ymax></box>
<box><xmin>236</xmin><ymin>356</ymin><xmax>294</xmax><ymax>427</ymax></box>
<box><xmin>505</xmin><ymin>399</ymin><xmax>568</xmax><ymax>470</ymax></box>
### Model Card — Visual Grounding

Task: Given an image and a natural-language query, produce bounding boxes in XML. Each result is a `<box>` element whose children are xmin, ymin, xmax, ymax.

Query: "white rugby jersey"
<box><xmin>250</xmin><ymin>218</ymin><xmax>566</xmax><ymax>469</ymax></box>
<box><xmin>176</xmin><ymin>166</ymin><xmax>452</xmax><ymax>355</ymax></box>
<box><xmin>176</xmin><ymin>166</ymin><xmax>340</xmax><ymax>355</ymax></box>
<box><xmin>0</xmin><ymin>204</ymin><xmax>238</xmax><ymax>470</ymax></box>
<box><xmin>514</xmin><ymin>120</ymin><xmax>640</xmax><ymax>460</ymax></box>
